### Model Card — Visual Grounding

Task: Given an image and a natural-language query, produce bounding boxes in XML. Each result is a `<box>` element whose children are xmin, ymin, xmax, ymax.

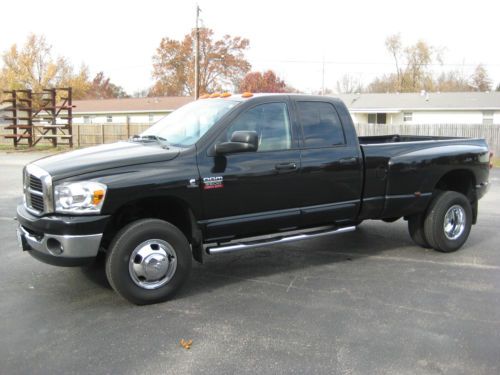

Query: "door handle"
<box><xmin>275</xmin><ymin>162</ymin><xmax>297</xmax><ymax>171</ymax></box>
<box><xmin>339</xmin><ymin>157</ymin><xmax>358</xmax><ymax>165</ymax></box>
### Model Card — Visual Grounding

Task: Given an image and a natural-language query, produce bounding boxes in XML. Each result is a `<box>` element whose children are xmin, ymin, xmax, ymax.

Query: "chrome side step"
<box><xmin>206</xmin><ymin>225</ymin><xmax>356</xmax><ymax>254</ymax></box>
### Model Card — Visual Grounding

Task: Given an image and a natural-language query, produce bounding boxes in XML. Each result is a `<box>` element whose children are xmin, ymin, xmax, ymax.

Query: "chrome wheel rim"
<box><xmin>128</xmin><ymin>239</ymin><xmax>177</xmax><ymax>290</ymax></box>
<box><xmin>443</xmin><ymin>205</ymin><xmax>466</xmax><ymax>240</ymax></box>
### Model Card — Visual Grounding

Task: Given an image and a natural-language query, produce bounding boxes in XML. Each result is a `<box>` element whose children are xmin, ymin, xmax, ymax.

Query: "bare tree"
<box><xmin>385</xmin><ymin>34</ymin><xmax>403</xmax><ymax>91</ymax></box>
<box><xmin>435</xmin><ymin>70</ymin><xmax>469</xmax><ymax>92</ymax></box>
<box><xmin>469</xmin><ymin>64</ymin><xmax>492</xmax><ymax>92</ymax></box>
<box><xmin>370</xmin><ymin>35</ymin><xmax>443</xmax><ymax>92</ymax></box>
<box><xmin>336</xmin><ymin>74</ymin><xmax>363</xmax><ymax>94</ymax></box>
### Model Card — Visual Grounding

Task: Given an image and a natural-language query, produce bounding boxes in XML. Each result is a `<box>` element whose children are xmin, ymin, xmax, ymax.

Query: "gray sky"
<box><xmin>1</xmin><ymin>0</ymin><xmax>499</xmax><ymax>94</ymax></box>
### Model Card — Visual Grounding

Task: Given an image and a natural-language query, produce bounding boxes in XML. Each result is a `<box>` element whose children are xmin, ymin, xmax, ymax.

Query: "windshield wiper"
<box><xmin>130</xmin><ymin>135</ymin><xmax>169</xmax><ymax>149</ymax></box>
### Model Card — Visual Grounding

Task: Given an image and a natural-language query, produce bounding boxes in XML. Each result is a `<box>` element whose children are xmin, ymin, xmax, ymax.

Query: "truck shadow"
<box><xmin>176</xmin><ymin>224</ymin><xmax>418</xmax><ymax>299</ymax></box>
<box><xmin>79</xmin><ymin>220</ymin><xmax>485</xmax><ymax>298</ymax></box>
<box><xmin>80</xmin><ymin>224</ymin><xmax>404</xmax><ymax>290</ymax></box>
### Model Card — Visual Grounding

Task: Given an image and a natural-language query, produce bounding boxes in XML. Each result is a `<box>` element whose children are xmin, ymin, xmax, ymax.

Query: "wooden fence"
<box><xmin>2</xmin><ymin>122</ymin><xmax>500</xmax><ymax>154</ymax></box>
<box><xmin>73</xmin><ymin>123</ymin><xmax>151</xmax><ymax>147</ymax></box>
<box><xmin>0</xmin><ymin>123</ymin><xmax>152</xmax><ymax>147</ymax></box>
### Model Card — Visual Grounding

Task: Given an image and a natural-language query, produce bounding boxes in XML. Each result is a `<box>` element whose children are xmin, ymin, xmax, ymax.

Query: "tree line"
<box><xmin>336</xmin><ymin>34</ymin><xmax>498</xmax><ymax>94</ymax></box>
<box><xmin>1</xmin><ymin>32</ymin><xmax>498</xmax><ymax>101</ymax></box>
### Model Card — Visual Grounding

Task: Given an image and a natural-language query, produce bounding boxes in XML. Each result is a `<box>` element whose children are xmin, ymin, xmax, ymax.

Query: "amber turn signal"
<box><xmin>93</xmin><ymin>189</ymin><xmax>105</xmax><ymax>205</ymax></box>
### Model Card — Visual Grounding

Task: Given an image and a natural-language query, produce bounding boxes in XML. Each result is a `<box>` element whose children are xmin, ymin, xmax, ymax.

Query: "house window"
<box><xmin>483</xmin><ymin>111</ymin><xmax>493</xmax><ymax>125</ymax></box>
<box><xmin>403</xmin><ymin>112</ymin><xmax>413</xmax><ymax>122</ymax></box>
<box><xmin>83</xmin><ymin>116</ymin><xmax>90</xmax><ymax>124</ymax></box>
<box><xmin>149</xmin><ymin>114</ymin><xmax>154</xmax><ymax>122</ymax></box>
<box><xmin>377</xmin><ymin>113</ymin><xmax>387</xmax><ymax>124</ymax></box>
<box><xmin>368</xmin><ymin>113</ymin><xmax>387</xmax><ymax>124</ymax></box>
<box><xmin>106</xmin><ymin>115</ymin><xmax>113</xmax><ymax>123</ymax></box>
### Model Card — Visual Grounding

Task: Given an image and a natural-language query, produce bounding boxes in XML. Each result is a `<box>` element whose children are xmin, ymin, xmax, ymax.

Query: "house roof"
<box><xmin>72</xmin><ymin>96</ymin><xmax>193</xmax><ymax>114</ymax></box>
<box><xmin>64</xmin><ymin>92</ymin><xmax>500</xmax><ymax>115</ymax></box>
<box><xmin>337</xmin><ymin>92</ymin><xmax>500</xmax><ymax>112</ymax></box>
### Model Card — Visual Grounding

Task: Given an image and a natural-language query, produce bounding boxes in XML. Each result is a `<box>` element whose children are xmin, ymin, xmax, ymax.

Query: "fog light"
<box><xmin>46</xmin><ymin>238</ymin><xmax>64</xmax><ymax>255</ymax></box>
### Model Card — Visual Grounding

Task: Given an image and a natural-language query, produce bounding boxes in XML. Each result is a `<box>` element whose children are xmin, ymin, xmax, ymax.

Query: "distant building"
<box><xmin>70</xmin><ymin>92</ymin><xmax>500</xmax><ymax>126</ymax></box>
<box><xmin>338</xmin><ymin>92</ymin><xmax>500</xmax><ymax>125</ymax></box>
<box><xmin>72</xmin><ymin>97</ymin><xmax>193</xmax><ymax>125</ymax></box>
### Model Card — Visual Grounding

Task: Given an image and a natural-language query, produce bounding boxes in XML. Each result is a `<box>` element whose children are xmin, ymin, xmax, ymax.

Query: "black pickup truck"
<box><xmin>16</xmin><ymin>94</ymin><xmax>491</xmax><ymax>304</ymax></box>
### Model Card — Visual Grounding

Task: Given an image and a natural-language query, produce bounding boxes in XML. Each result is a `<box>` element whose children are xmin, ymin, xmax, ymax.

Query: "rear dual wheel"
<box><xmin>408</xmin><ymin>191</ymin><xmax>472</xmax><ymax>252</ymax></box>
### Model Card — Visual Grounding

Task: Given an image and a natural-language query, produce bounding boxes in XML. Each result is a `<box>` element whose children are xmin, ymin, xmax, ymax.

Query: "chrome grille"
<box><xmin>29</xmin><ymin>192</ymin><xmax>44</xmax><ymax>211</ymax></box>
<box><xmin>29</xmin><ymin>175</ymin><xmax>43</xmax><ymax>192</ymax></box>
<box><xmin>24</xmin><ymin>165</ymin><xmax>53</xmax><ymax>215</ymax></box>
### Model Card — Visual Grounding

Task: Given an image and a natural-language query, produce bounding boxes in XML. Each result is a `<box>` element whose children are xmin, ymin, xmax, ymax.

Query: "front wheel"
<box><xmin>423</xmin><ymin>191</ymin><xmax>472</xmax><ymax>253</ymax></box>
<box><xmin>105</xmin><ymin>219</ymin><xmax>192</xmax><ymax>305</ymax></box>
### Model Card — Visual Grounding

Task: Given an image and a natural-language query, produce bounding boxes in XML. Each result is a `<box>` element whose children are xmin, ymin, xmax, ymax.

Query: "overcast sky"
<box><xmin>1</xmin><ymin>0</ymin><xmax>499</xmax><ymax>95</ymax></box>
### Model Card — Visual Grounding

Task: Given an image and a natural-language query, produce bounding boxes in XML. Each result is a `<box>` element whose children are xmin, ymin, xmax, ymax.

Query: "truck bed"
<box><xmin>358</xmin><ymin>134</ymin><xmax>460</xmax><ymax>144</ymax></box>
<box><xmin>357</xmin><ymin>135</ymin><xmax>489</xmax><ymax>221</ymax></box>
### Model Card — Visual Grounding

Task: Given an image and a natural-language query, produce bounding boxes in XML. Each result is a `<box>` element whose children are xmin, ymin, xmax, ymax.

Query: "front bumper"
<box><xmin>17</xmin><ymin>204</ymin><xmax>110</xmax><ymax>267</ymax></box>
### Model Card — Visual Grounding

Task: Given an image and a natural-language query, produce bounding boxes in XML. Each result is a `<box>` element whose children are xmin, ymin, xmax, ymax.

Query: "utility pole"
<box><xmin>194</xmin><ymin>5</ymin><xmax>201</xmax><ymax>99</ymax></box>
<box><xmin>321</xmin><ymin>56</ymin><xmax>325</xmax><ymax>96</ymax></box>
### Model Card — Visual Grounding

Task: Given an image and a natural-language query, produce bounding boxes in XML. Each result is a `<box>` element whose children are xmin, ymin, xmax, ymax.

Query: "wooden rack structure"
<box><xmin>1</xmin><ymin>88</ymin><xmax>74</xmax><ymax>147</ymax></box>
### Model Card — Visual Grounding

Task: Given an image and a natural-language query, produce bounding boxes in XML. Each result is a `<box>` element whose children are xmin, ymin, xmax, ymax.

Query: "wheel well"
<box><xmin>434</xmin><ymin>169</ymin><xmax>478</xmax><ymax>223</ymax></box>
<box><xmin>435</xmin><ymin>170</ymin><xmax>475</xmax><ymax>198</ymax></box>
<box><xmin>102</xmin><ymin>197</ymin><xmax>197</xmax><ymax>250</ymax></box>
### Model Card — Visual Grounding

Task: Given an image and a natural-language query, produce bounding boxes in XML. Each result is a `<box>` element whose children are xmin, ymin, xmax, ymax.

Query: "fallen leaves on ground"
<box><xmin>180</xmin><ymin>339</ymin><xmax>193</xmax><ymax>350</ymax></box>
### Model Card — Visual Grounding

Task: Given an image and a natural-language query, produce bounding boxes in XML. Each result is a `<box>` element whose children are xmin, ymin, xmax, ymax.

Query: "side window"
<box><xmin>224</xmin><ymin>102</ymin><xmax>292</xmax><ymax>152</ymax></box>
<box><xmin>297</xmin><ymin>101</ymin><xmax>345</xmax><ymax>148</ymax></box>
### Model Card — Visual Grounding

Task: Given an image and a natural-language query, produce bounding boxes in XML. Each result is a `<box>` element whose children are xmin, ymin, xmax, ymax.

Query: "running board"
<box><xmin>206</xmin><ymin>225</ymin><xmax>356</xmax><ymax>254</ymax></box>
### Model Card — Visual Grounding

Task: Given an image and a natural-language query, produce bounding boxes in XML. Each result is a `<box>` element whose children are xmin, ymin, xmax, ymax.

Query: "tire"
<box><xmin>408</xmin><ymin>214</ymin><xmax>431</xmax><ymax>248</ymax></box>
<box><xmin>423</xmin><ymin>191</ymin><xmax>472</xmax><ymax>253</ymax></box>
<box><xmin>105</xmin><ymin>219</ymin><xmax>192</xmax><ymax>305</ymax></box>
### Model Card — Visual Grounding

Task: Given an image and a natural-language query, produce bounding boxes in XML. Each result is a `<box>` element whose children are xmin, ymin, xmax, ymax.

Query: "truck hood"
<box><xmin>33</xmin><ymin>141</ymin><xmax>180</xmax><ymax>180</ymax></box>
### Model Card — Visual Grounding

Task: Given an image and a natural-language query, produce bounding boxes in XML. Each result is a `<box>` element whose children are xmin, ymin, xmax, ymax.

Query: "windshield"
<box><xmin>141</xmin><ymin>99</ymin><xmax>238</xmax><ymax>147</ymax></box>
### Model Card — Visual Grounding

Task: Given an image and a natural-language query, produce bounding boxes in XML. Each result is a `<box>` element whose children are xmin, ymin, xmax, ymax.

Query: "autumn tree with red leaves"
<box><xmin>239</xmin><ymin>70</ymin><xmax>292</xmax><ymax>93</ymax></box>
<box><xmin>151</xmin><ymin>29</ymin><xmax>251</xmax><ymax>96</ymax></box>
<box><xmin>84</xmin><ymin>72</ymin><xmax>129</xmax><ymax>99</ymax></box>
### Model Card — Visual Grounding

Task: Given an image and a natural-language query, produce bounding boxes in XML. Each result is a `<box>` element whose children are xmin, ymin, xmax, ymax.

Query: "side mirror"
<box><xmin>215</xmin><ymin>131</ymin><xmax>259</xmax><ymax>155</ymax></box>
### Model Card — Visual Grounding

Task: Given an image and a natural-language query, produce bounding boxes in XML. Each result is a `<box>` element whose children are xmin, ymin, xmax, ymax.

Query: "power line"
<box><xmin>251</xmin><ymin>59</ymin><xmax>500</xmax><ymax>67</ymax></box>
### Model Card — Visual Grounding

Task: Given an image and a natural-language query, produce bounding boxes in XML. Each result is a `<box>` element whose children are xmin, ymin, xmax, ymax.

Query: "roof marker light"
<box><xmin>199</xmin><ymin>94</ymin><xmax>210</xmax><ymax>99</ymax></box>
<box><xmin>221</xmin><ymin>92</ymin><xmax>232</xmax><ymax>98</ymax></box>
<box><xmin>241</xmin><ymin>92</ymin><xmax>253</xmax><ymax>98</ymax></box>
<box><xmin>210</xmin><ymin>92</ymin><xmax>221</xmax><ymax>98</ymax></box>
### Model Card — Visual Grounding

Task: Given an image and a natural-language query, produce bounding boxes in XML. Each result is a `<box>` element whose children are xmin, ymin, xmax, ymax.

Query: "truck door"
<box><xmin>198</xmin><ymin>100</ymin><xmax>302</xmax><ymax>241</ymax></box>
<box><xmin>294</xmin><ymin>100</ymin><xmax>363</xmax><ymax>225</ymax></box>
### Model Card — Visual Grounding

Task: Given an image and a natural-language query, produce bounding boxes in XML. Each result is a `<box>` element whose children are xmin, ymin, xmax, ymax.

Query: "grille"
<box><xmin>25</xmin><ymin>170</ymin><xmax>48</xmax><ymax>214</ymax></box>
<box><xmin>29</xmin><ymin>175</ymin><xmax>43</xmax><ymax>192</ymax></box>
<box><xmin>30</xmin><ymin>193</ymin><xmax>44</xmax><ymax>211</ymax></box>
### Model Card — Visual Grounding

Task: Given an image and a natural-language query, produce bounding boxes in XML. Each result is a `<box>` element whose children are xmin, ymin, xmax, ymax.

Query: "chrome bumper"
<box><xmin>18</xmin><ymin>225</ymin><xmax>102</xmax><ymax>260</ymax></box>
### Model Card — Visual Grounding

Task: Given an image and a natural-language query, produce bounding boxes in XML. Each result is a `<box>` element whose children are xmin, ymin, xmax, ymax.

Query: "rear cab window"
<box><xmin>296</xmin><ymin>101</ymin><xmax>346</xmax><ymax>148</ymax></box>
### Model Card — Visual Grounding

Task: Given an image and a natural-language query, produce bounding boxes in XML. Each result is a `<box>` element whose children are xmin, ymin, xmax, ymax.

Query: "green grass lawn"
<box><xmin>0</xmin><ymin>144</ymin><xmax>73</xmax><ymax>152</ymax></box>
<box><xmin>492</xmin><ymin>157</ymin><xmax>500</xmax><ymax>168</ymax></box>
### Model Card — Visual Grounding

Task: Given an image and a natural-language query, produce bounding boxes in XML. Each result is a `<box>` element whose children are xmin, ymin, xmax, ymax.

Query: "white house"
<box><xmin>0</xmin><ymin>104</ymin><xmax>6</xmax><ymax>124</ymax></box>
<box><xmin>72</xmin><ymin>97</ymin><xmax>193</xmax><ymax>124</ymax></box>
<box><xmin>69</xmin><ymin>92</ymin><xmax>500</xmax><ymax>126</ymax></box>
<box><xmin>337</xmin><ymin>92</ymin><xmax>500</xmax><ymax>125</ymax></box>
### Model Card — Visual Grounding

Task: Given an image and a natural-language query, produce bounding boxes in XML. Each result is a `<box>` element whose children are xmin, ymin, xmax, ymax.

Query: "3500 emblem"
<box><xmin>202</xmin><ymin>176</ymin><xmax>224</xmax><ymax>190</ymax></box>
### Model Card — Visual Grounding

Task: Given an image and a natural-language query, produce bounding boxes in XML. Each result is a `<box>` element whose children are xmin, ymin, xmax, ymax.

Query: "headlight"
<box><xmin>54</xmin><ymin>181</ymin><xmax>107</xmax><ymax>214</ymax></box>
